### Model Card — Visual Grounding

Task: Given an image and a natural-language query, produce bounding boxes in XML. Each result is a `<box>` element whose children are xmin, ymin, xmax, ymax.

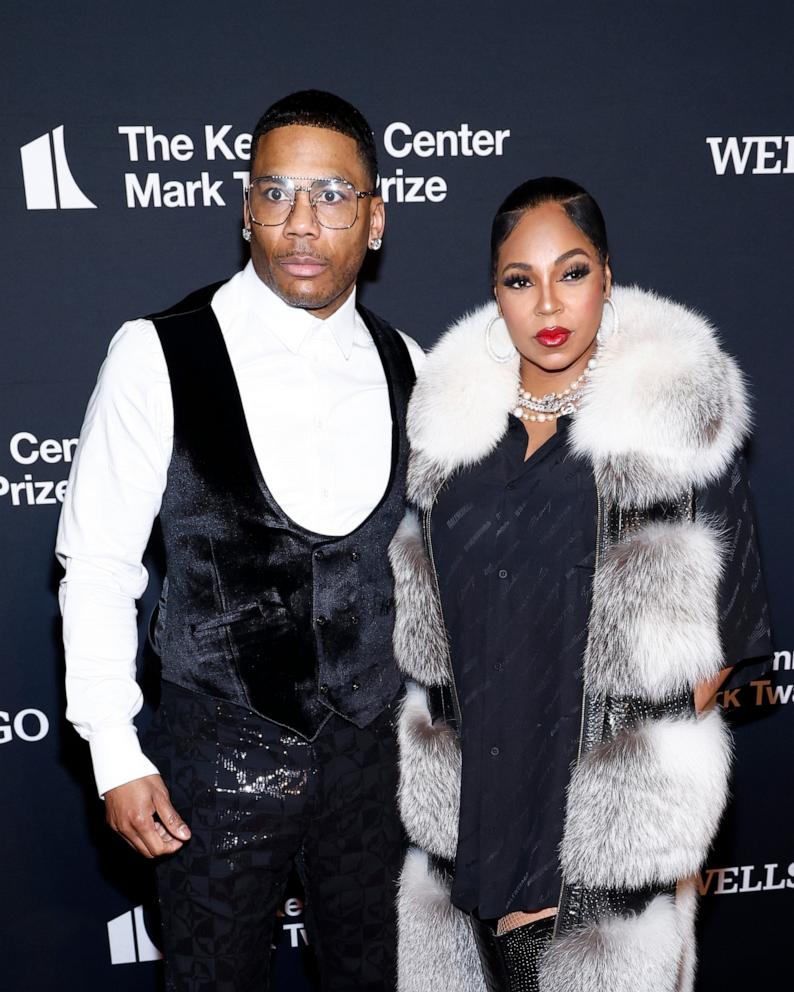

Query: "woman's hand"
<box><xmin>694</xmin><ymin>666</ymin><xmax>734</xmax><ymax>715</ymax></box>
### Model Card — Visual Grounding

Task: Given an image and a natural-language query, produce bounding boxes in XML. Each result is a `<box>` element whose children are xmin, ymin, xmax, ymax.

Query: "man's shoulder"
<box><xmin>103</xmin><ymin>318</ymin><xmax>168</xmax><ymax>385</ymax></box>
<box><xmin>147</xmin><ymin>276</ymin><xmax>231</xmax><ymax>322</ymax></box>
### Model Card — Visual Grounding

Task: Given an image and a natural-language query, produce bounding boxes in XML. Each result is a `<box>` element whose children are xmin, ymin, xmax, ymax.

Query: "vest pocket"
<box><xmin>186</xmin><ymin>595</ymin><xmax>305</xmax><ymax>723</ymax></box>
<box><xmin>189</xmin><ymin>594</ymin><xmax>294</xmax><ymax>638</ymax></box>
<box><xmin>190</xmin><ymin>602</ymin><xmax>265</xmax><ymax>635</ymax></box>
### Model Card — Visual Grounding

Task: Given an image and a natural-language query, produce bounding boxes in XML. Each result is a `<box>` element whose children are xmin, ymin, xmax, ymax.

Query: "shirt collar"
<box><xmin>240</xmin><ymin>260</ymin><xmax>358</xmax><ymax>360</ymax></box>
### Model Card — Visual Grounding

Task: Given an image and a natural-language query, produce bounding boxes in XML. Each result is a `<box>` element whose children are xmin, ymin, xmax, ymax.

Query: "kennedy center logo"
<box><xmin>107</xmin><ymin>905</ymin><xmax>162</xmax><ymax>965</ymax></box>
<box><xmin>20</xmin><ymin>125</ymin><xmax>96</xmax><ymax>210</ymax></box>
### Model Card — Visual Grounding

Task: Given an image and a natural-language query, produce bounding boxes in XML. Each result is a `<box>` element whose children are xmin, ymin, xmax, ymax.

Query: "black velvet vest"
<box><xmin>149</xmin><ymin>280</ymin><xmax>415</xmax><ymax>738</ymax></box>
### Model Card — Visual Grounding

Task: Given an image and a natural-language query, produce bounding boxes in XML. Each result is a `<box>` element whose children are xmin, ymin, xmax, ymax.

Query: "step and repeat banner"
<box><xmin>1</xmin><ymin>2</ymin><xmax>792</xmax><ymax>989</ymax></box>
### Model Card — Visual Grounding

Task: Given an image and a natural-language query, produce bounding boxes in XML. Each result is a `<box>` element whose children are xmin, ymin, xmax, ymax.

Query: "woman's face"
<box><xmin>494</xmin><ymin>202</ymin><xmax>611</xmax><ymax>376</ymax></box>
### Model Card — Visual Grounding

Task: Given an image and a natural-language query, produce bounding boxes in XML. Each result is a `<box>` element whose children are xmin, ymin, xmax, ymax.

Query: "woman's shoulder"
<box><xmin>571</xmin><ymin>285</ymin><xmax>751</xmax><ymax>507</ymax></box>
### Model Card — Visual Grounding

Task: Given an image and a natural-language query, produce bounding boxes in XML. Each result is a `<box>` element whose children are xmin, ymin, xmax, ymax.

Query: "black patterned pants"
<box><xmin>142</xmin><ymin>684</ymin><xmax>404</xmax><ymax>992</ymax></box>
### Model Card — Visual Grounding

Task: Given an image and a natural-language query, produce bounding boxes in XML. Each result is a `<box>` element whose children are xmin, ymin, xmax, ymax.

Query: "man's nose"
<box><xmin>282</xmin><ymin>190</ymin><xmax>321</xmax><ymax>238</ymax></box>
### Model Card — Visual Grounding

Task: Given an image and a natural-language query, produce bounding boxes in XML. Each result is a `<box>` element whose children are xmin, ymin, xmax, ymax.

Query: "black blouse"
<box><xmin>430</xmin><ymin>414</ymin><xmax>771</xmax><ymax>921</ymax></box>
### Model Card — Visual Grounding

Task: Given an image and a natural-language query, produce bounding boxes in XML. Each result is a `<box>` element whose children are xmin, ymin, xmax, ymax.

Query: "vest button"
<box><xmin>351</xmin><ymin>680</ymin><xmax>360</xmax><ymax>691</ymax></box>
<box><xmin>316</xmin><ymin>615</ymin><xmax>327</xmax><ymax>626</ymax></box>
<box><xmin>350</xmin><ymin>614</ymin><xmax>359</xmax><ymax>625</ymax></box>
<box><xmin>350</xmin><ymin>550</ymin><xmax>360</xmax><ymax>561</ymax></box>
<box><xmin>319</xmin><ymin>683</ymin><xmax>329</xmax><ymax>694</ymax></box>
<box><xmin>314</xmin><ymin>549</ymin><xmax>325</xmax><ymax>560</ymax></box>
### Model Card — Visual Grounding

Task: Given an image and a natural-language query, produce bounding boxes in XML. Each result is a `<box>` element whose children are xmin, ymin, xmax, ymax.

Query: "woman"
<box><xmin>389</xmin><ymin>178</ymin><xmax>771</xmax><ymax>992</ymax></box>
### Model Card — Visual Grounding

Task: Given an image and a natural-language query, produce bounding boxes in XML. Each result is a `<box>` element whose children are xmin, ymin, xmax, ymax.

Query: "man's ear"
<box><xmin>368</xmin><ymin>197</ymin><xmax>385</xmax><ymax>243</ymax></box>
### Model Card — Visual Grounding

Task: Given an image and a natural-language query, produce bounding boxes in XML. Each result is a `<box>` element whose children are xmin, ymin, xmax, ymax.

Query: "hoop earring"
<box><xmin>242</xmin><ymin>227</ymin><xmax>252</xmax><ymax>242</ymax></box>
<box><xmin>596</xmin><ymin>296</ymin><xmax>619</xmax><ymax>344</ymax></box>
<box><xmin>485</xmin><ymin>315</ymin><xmax>516</xmax><ymax>364</ymax></box>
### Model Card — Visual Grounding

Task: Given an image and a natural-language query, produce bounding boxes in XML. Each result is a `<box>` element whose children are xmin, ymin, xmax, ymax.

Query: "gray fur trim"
<box><xmin>585</xmin><ymin>519</ymin><xmax>725</xmax><ymax>701</ymax></box>
<box><xmin>388</xmin><ymin>511</ymin><xmax>452</xmax><ymax>686</ymax></box>
<box><xmin>570</xmin><ymin>286</ymin><xmax>750</xmax><ymax>508</ymax></box>
<box><xmin>406</xmin><ymin>450</ymin><xmax>448</xmax><ymax>511</ymax></box>
<box><xmin>397</xmin><ymin>848</ymin><xmax>486</xmax><ymax>992</ymax></box>
<box><xmin>674</xmin><ymin>878</ymin><xmax>699</xmax><ymax>992</ymax></box>
<box><xmin>560</xmin><ymin>711</ymin><xmax>732</xmax><ymax>889</ymax></box>
<box><xmin>539</xmin><ymin>893</ymin><xmax>693</xmax><ymax>992</ymax></box>
<box><xmin>397</xmin><ymin>684</ymin><xmax>461</xmax><ymax>860</ymax></box>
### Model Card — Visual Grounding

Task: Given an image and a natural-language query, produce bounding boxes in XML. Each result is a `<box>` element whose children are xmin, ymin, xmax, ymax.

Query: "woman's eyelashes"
<box><xmin>501</xmin><ymin>263</ymin><xmax>592</xmax><ymax>290</ymax></box>
<box><xmin>561</xmin><ymin>262</ymin><xmax>591</xmax><ymax>281</ymax></box>
<box><xmin>502</xmin><ymin>272</ymin><xmax>533</xmax><ymax>289</ymax></box>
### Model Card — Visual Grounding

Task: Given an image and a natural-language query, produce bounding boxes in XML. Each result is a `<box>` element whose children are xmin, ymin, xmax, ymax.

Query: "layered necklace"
<box><xmin>513</xmin><ymin>353</ymin><xmax>598</xmax><ymax>423</ymax></box>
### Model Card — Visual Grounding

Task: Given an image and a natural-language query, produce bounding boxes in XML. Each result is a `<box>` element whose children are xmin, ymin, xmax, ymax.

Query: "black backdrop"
<box><xmin>2</xmin><ymin>2</ymin><xmax>792</xmax><ymax>988</ymax></box>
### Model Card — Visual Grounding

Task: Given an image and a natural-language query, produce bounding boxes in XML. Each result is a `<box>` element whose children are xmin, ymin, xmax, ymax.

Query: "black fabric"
<box><xmin>430</xmin><ymin>415</ymin><xmax>771</xmax><ymax>921</ymax></box>
<box><xmin>469</xmin><ymin>916</ymin><xmax>510</xmax><ymax>992</ymax></box>
<box><xmin>698</xmin><ymin>455</ymin><xmax>773</xmax><ymax>689</ymax></box>
<box><xmin>143</xmin><ymin>683</ymin><xmax>405</xmax><ymax>992</ymax></box>
<box><xmin>433</xmin><ymin>416</ymin><xmax>591</xmax><ymax>919</ymax></box>
<box><xmin>149</xmin><ymin>284</ymin><xmax>415</xmax><ymax>736</ymax></box>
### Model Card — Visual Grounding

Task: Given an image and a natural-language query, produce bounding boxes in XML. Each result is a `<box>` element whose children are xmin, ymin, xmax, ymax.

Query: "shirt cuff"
<box><xmin>89</xmin><ymin>724</ymin><xmax>160</xmax><ymax>799</ymax></box>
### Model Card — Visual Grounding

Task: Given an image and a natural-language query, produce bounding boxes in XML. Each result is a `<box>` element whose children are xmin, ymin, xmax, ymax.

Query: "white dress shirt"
<box><xmin>56</xmin><ymin>262</ymin><xmax>424</xmax><ymax>797</ymax></box>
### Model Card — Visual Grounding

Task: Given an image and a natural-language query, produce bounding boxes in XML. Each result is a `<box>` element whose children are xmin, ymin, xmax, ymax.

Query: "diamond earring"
<box><xmin>369</xmin><ymin>237</ymin><xmax>382</xmax><ymax>250</ymax></box>
<box><xmin>242</xmin><ymin>227</ymin><xmax>252</xmax><ymax>242</ymax></box>
<box><xmin>485</xmin><ymin>315</ymin><xmax>516</xmax><ymax>364</ymax></box>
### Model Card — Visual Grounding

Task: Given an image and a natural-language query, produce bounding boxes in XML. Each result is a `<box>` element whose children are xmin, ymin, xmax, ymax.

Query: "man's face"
<box><xmin>244</xmin><ymin>125</ymin><xmax>384</xmax><ymax>318</ymax></box>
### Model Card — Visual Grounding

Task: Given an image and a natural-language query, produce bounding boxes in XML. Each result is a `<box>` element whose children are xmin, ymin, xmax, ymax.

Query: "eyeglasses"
<box><xmin>246</xmin><ymin>175</ymin><xmax>376</xmax><ymax>230</ymax></box>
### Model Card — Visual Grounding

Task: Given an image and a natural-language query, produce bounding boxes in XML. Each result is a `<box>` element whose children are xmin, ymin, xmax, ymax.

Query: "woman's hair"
<box><xmin>490</xmin><ymin>177</ymin><xmax>609</xmax><ymax>283</ymax></box>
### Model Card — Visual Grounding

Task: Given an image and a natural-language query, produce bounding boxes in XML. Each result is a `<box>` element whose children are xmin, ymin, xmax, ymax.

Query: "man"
<box><xmin>57</xmin><ymin>90</ymin><xmax>424</xmax><ymax>992</ymax></box>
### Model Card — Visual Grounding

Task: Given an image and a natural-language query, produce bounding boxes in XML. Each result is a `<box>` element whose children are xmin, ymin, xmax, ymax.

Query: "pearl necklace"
<box><xmin>513</xmin><ymin>355</ymin><xmax>598</xmax><ymax>423</ymax></box>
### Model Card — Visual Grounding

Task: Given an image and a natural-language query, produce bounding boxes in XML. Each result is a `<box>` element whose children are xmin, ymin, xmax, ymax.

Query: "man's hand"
<box><xmin>105</xmin><ymin>774</ymin><xmax>191</xmax><ymax>858</ymax></box>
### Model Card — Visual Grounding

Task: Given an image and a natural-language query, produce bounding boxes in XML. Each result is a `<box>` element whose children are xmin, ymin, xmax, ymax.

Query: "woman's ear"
<box><xmin>603</xmin><ymin>259</ymin><xmax>613</xmax><ymax>297</ymax></box>
<box><xmin>492</xmin><ymin>285</ymin><xmax>502</xmax><ymax>316</ymax></box>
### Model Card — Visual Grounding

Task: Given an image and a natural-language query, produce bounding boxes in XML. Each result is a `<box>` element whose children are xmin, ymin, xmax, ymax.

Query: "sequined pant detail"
<box><xmin>142</xmin><ymin>684</ymin><xmax>404</xmax><ymax>992</ymax></box>
<box><xmin>498</xmin><ymin>917</ymin><xmax>554</xmax><ymax>992</ymax></box>
<box><xmin>470</xmin><ymin>915</ymin><xmax>554</xmax><ymax>992</ymax></box>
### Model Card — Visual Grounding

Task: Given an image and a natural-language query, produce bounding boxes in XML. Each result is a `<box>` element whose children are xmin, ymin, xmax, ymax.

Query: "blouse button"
<box><xmin>490</xmin><ymin>746</ymin><xmax>500</xmax><ymax>757</ymax></box>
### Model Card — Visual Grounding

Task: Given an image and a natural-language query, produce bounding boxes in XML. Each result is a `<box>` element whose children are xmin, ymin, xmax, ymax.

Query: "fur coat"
<box><xmin>388</xmin><ymin>285</ymin><xmax>749</xmax><ymax>992</ymax></box>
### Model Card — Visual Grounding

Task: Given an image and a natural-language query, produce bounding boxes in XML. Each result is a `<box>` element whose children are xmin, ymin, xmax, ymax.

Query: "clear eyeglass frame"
<box><xmin>246</xmin><ymin>174</ymin><xmax>376</xmax><ymax>230</ymax></box>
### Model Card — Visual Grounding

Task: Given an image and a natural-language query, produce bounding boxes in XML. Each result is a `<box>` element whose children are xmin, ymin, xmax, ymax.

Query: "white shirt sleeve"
<box><xmin>56</xmin><ymin>319</ymin><xmax>172</xmax><ymax>798</ymax></box>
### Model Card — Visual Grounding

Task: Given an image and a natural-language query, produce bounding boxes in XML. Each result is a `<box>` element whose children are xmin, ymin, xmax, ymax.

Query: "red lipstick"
<box><xmin>536</xmin><ymin>326</ymin><xmax>572</xmax><ymax>347</ymax></box>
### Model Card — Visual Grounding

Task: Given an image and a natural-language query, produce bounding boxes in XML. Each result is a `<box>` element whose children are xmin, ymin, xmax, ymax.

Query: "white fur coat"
<box><xmin>389</xmin><ymin>286</ymin><xmax>749</xmax><ymax>992</ymax></box>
